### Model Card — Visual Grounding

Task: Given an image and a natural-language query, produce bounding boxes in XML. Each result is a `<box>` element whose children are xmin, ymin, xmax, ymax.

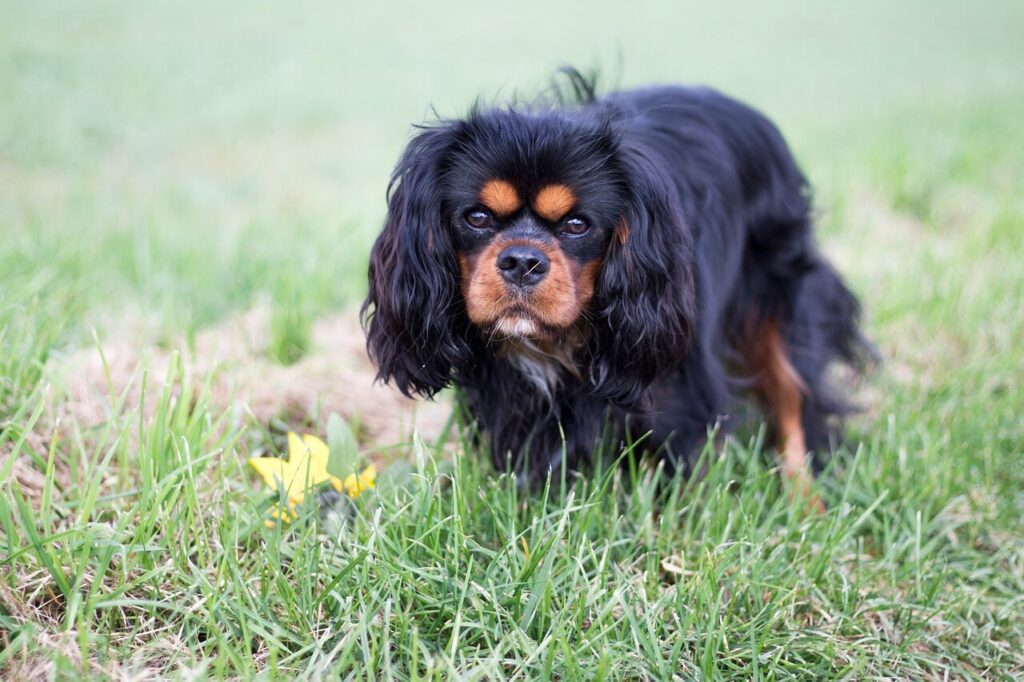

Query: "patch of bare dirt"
<box><xmin>45</xmin><ymin>304</ymin><xmax>450</xmax><ymax>459</ymax></box>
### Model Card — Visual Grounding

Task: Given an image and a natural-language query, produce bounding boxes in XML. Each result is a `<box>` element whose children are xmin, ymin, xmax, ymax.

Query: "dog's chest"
<box><xmin>499</xmin><ymin>338</ymin><xmax>579</xmax><ymax>402</ymax></box>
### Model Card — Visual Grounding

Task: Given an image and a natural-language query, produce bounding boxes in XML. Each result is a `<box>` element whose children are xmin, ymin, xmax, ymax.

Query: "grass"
<box><xmin>2</xmin><ymin>0</ymin><xmax>1023</xmax><ymax>678</ymax></box>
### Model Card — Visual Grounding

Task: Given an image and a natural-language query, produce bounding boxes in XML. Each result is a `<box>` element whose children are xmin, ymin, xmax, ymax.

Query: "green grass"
<box><xmin>2</xmin><ymin>0</ymin><xmax>1023</xmax><ymax>678</ymax></box>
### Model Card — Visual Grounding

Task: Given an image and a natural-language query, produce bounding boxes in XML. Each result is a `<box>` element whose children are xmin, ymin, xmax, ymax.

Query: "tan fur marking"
<box><xmin>740</xmin><ymin>318</ymin><xmax>823</xmax><ymax>511</ymax></box>
<box><xmin>458</xmin><ymin>238</ymin><xmax>598</xmax><ymax>339</ymax></box>
<box><xmin>527</xmin><ymin>242</ymin><xmax>577</xmax><ymax>328</ymax></box>
<box><xmin>573</xmin><ymin>259</ymin><xmax>602</xmax><ymax>311</ymax></box>
<box><xmin>459</xmin><ymin>247</ymin><xmax>507</xmax><ymax>324</ymax></box>
<box><xmin>533</xmin><ymin>184</ymin><xmax>576</xmax><ymax>222</ymax></box>
<box><xmin>479</xmin><ymin>179</ymin><xmax>521</xmax><ymax>217</ymax></box>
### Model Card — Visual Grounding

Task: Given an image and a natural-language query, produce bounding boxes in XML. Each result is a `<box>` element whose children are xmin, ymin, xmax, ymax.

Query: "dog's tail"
<box><xmin>722</xmin><ymin>91</ymin><xmax>876</xmax><ymax>454</ymax></box>
<box><xmin>787</xmin><ymin>257</ymin><xmax>877</xmax><ymax>460</ymax></box>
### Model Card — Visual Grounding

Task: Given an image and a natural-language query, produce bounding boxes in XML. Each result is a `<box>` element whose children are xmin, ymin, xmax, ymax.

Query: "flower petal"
<box><xmin>251</xmin><ymin>455</ymin><xmax>315</xmax><ymax>504</ymax></box>
<box><xmin>264</xmin><ymin>503</ymin><xmax>298</xmax><ymax>528</ymax></box>
<box><xmin>343</xmin><ymin>464</ymin><xmax>376</xmax><ymax>498</ymax></box>
<box><xmin>285</xmin><ymin>431</ymin><xmax>333</xmax><ymax>493</ymax></box>
<box><xmin>302</xmin><ymin>433</ymin><xmax>343</xmax><ymax>490</ymax></box>
<box><xmin>249</xmin><ymin>457</ymin><xmax>296</xmax><ymax>494</ymax></box>
<box><xmin>302</xmin><ymin>434</ymin><xmax>330</xmax><ymax>468</ymax></box>
<box><xmin>287</xmin><ymin>432</ymin><xmax>307</xmax><ymax>463</ymax></box>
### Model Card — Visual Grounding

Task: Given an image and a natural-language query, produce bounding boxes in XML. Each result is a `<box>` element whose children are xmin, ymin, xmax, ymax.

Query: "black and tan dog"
<box><xmin>363</xmin><ymin>71</ymin><xmax>870</xmax><ymax>499</ymax></box>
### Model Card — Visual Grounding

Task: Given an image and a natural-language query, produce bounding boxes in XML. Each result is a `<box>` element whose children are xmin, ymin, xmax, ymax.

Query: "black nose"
<box><xmin>496</xmin><ymin>245</ymin><xmax>550</xmax><ymax>287</ymax></box>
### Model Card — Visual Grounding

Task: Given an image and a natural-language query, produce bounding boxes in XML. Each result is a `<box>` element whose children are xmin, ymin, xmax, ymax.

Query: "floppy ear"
<box><xmin>587</xmin><ymin>144</ymin><xmax>697</xmax><ymax>406</ymax></box>
<box><xmin>362</xmin><ymin>124</ymin><xmax>472</xmax><ymax>398</ymax></box>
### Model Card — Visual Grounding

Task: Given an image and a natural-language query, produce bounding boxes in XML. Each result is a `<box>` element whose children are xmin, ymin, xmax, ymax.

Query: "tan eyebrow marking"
<box><xmin>533</xmin><ymin>184</ymin><xmax>576</xmax><ymax>222</ymax></box>
<box><xmin>479</xmin><ymin>179</ymin><xmax>521</xmax><ymax>217</ymax></box>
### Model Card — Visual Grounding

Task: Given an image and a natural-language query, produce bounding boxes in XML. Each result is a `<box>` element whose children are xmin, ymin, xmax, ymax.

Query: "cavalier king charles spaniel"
<box><xmin>363</xmin><ymin>71</ymin><xmax>870</xmax><ymax>497</ymax></box>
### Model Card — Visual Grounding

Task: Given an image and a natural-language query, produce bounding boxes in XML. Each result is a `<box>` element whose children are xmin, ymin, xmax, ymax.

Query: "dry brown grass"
<box><xmin>3</xmin><ymin>305</ymin><xmax>449</xmax><ymax>512</ymax></box>
<box><xmin>47</xmin><ymin>305</ymin><xmax>450</xmax><ymax>449</ymax></box>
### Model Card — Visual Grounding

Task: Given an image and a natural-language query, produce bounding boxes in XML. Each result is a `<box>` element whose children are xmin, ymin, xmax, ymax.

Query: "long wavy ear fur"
<box><xmin>361</xmin><ymin>124</ymin><xmax>471</xmax><ymax>398</ymax></box>
<box><xmin>588</xmin><ymin>143</ymin><xmax>697</xmax><ymax>406</ymax></box>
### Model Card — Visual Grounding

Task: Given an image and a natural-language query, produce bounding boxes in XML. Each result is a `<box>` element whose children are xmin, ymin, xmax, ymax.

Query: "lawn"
<box><xmin>2</xmin><ymin>0</ymin><xmax>1022</xmax><ymax>678</ymax></box>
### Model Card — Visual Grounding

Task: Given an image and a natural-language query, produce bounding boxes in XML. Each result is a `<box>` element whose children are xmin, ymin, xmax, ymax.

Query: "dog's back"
<box><xmin>596</xmin><ymin>85</ymin><xmax>870</xmax><ymax>471</ymax></box>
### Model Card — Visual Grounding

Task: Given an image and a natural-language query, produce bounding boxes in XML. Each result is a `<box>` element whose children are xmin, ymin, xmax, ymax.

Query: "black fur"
<box><xmin>363</xmin><ymin>75</ymin><xmax>871</xmax><ymax>480</ymax></box>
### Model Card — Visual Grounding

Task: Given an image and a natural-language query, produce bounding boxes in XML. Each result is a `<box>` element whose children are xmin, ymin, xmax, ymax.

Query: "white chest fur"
<box><xmin>500</xmin><ymin>337</ymin><xmax>580</xmax><ymax>402</ymax></box>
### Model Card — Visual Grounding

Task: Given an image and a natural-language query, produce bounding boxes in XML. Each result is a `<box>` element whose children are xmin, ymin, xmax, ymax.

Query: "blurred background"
<box><xmin>2</xmin><ymin>0</ymin><xmax>1022</xmax><ymax>430</ymax></box>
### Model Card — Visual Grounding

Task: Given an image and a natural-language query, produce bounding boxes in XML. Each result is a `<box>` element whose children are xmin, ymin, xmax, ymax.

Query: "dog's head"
<box><xmin>363</xmin><ymin>103</ymin><xmax>695</xmax><ymax>407</ymax></box>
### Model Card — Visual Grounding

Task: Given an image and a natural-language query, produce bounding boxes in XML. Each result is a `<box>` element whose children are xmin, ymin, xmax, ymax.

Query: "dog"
<box><xmin>362</xmin><ymin>71</ymin><xmax>870</xmax><ymax>498</ymax></box>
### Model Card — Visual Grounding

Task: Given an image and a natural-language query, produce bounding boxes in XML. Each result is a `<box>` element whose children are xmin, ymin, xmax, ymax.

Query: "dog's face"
<box><xmin>455</xmin><ymin>181</ymin><xmax>605</xmax><ymax>340</ymax></box>
<box><xmin>443</xmin><ymin>118</ymin><xmax>626</xmax><ymax>340</ymax></box>
<box><xmin>363</xmin><ymin>106</ymin><xmax>696</xmax><ymax>406</ymax></box>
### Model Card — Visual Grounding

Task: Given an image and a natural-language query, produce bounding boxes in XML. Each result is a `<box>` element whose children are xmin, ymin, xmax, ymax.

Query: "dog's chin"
<box><xmin>492</xmin><ymin>315</ymin><xmax>542</xmax><ymax>339</ymax></box>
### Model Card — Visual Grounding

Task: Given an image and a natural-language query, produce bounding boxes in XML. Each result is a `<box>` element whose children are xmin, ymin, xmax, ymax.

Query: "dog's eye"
<box><xmin>465</xmin><ymin>210</ymin><xmax>494</xmax><ymax>229</ymax></box>
<box><xmin>561</xmin><ymin>216</ymin><xmax>589</xmax><ymax>236</ymax></box>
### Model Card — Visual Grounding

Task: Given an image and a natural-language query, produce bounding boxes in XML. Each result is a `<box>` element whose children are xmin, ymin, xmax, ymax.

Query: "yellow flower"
<box><xmin>248</xmin><ymin>431</ymin><xmax>376</xmax><ymax>526</ymax></box>
<box><xmin>249</xmin><ymin>433</ymin><xmax>333</xmax><ymax>505</ymax></box>
<box><xmin>264</xmin><ymin>505</ymin><xmax>298</xmax><ymax>529</ymax></box>
<box><xmin>341</xmin><ymin>464</ymin><xmax>376</xmax><ymax>498</ymax></box>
